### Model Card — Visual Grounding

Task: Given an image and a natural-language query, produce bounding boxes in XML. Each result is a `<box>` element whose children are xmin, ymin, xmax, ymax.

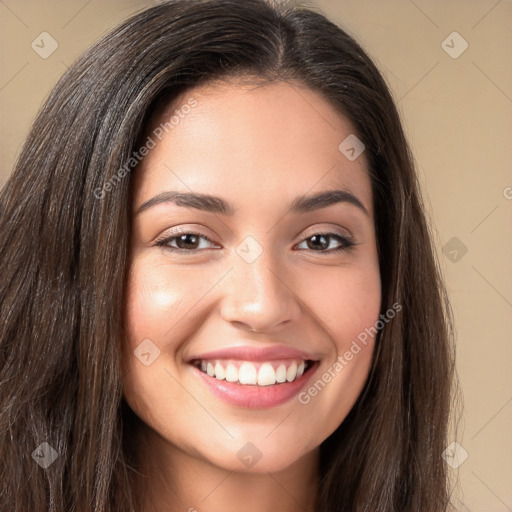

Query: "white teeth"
<box><xmin>286</xmin><ymin>361</ymin><xmax>297</xmax><ymax>382</ymax></box>
<box><xmin>196</xmin><ymin>359</ymin><xmax>311</xmax><ymax>386</ymax></box>
<box><xmin>214</xmin><ymin>362</ymin><xmax>225</xmax><ymax>380</ymax></box>
<box><xmin>275</xmin><ymin>364</ymin><xmax>287</xmax><ymax>383</ymax></box>
<box><xmin>225</xmin><ymin>363</ymin><xmax>238</xmax><ymax>382</ymax></box>
<box><xmin>257</xmin><ymin>363</ymin><xmax>276</xmax><ymax>386</ymax></box>
<box><xmin>239</xmin><ymin>362</ymin><xmax>257</xmax><ymax>385</ymax></box>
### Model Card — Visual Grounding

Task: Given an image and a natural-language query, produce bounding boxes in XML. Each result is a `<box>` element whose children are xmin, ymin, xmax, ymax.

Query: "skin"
<box><xmin>122</xmin><ymin>78</ymin><xmax>382</xmax><ymax>512</ymax></box>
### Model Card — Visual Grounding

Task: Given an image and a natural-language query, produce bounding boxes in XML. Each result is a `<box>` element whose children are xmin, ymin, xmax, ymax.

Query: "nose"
<box><xmin>219</xmin><ymin>246</ymin><xmax>302</xmax><ymax>333</ymax></box>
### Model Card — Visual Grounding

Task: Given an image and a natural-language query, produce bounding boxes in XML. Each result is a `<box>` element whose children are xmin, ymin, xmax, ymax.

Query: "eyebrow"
<box><xmin>136</xmin><ymin>188</ymin><xmax>369</xmax><ymax>217</ymax></box>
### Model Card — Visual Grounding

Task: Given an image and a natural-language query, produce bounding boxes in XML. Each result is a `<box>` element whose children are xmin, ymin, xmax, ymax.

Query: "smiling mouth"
<box><xmin>190</xmin><ymin>358</ymin><xmax>315</xmax><ymax>386</ymax></box>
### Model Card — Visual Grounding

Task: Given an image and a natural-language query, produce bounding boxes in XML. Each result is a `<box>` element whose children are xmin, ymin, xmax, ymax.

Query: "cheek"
<box><xmin>124</xmin><ymin>259</ymin><xmax>206</xmax><ymax>348</ymax></box>
<box><xmin>293</xmin><ymin>262</ymin><xmax>381</xmax><ymax>427</ymax></box>
<box><xmin>298</xmin><ymin>261</ymin><xmax>381</xmax><ymax>347</ymax></box>
<box><xmin>121</xmin><ymin>261</ymin><xmax>209</xmax><ymax>427</ymax></box>
<box><xmin>121</xmin><ymin>260</ymin><xmax>204</xmax><ymax>402</ymax></box>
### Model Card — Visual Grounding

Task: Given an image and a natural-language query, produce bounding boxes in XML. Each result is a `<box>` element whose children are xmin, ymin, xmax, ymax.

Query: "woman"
<box><xmin>0</xmin><ymin>0</ymin><xmax>459</xmax><ymax>510</ymax></box>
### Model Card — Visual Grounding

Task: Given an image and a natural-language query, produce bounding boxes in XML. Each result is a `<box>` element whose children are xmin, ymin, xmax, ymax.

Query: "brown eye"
<box><xmin>296</xmin><ymin>232</ymin><xmax>356</xmax><ymax>253</ymax></box>
<box><xmin>172</xmin><ymin>233</ymin><xmax>201</xmax><ymax>250</ymax></box>
<box><xmin>155</xmin><ymin>231</ymin><xmax>218</xmax><ymax>252</ymax></box>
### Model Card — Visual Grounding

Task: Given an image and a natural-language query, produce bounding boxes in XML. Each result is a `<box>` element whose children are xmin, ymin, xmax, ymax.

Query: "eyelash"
<box><xmin>154</xmin><ymin>228</ymin><xmax>357</xmax><ymax>254</ymax></box>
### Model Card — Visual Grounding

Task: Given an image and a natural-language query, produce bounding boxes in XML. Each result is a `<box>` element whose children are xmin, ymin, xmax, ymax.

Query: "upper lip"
<box><xmin>187</xmin><ymin>345</ymin><xmax>320</xmax><ymax>363</ymax></box>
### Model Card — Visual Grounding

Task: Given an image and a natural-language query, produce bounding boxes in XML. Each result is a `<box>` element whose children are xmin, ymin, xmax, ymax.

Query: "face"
<box><xmin>122</xmin><ymin>78</ymin><xmax>381</xmax><ymax>474</ymax></box>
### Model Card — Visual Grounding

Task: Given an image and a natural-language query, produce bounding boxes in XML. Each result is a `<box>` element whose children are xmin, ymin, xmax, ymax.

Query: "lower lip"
<box><xmin>191</xmin><ymin>362</ymin><xmax>318</xmax><ymax>409</ymax></box>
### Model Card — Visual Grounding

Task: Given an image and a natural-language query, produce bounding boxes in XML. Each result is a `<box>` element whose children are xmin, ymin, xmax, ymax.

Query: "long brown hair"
<box><xmin>0</xmin><ymin>0</ymin><xmax>459</xmax><ymax>510</ymax></box>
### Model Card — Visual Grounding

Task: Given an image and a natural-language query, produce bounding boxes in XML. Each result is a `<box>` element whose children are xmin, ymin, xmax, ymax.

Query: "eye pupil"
<box><xmin>176</xmin><ymin>233</ymin><xmax>199</xmax><ymax>250</ymax></box>
<box><xmin>308</xmin><ymin>234</ymin><xmax>329</xmax><ymax>250</ymax></box>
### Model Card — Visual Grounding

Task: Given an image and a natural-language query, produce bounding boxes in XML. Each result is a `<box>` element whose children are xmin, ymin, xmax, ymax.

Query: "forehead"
<box><xmin>132</xmin><ymin>78</ymin><xmax>373</xmax><ymax>218</ymax></box>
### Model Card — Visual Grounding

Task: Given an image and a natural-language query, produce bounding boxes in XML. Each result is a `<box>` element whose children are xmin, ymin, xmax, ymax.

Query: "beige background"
<box><xmin>1</xmin><ymin>0</ymin><xmax>511</xmax><ymax>510</ymax></box>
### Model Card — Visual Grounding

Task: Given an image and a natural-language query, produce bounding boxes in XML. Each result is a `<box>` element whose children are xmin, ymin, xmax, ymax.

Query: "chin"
<box><xmin>197</xmin><ymin>434</ymin><xmax>318</xmax><ymax>475</ymax></box>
